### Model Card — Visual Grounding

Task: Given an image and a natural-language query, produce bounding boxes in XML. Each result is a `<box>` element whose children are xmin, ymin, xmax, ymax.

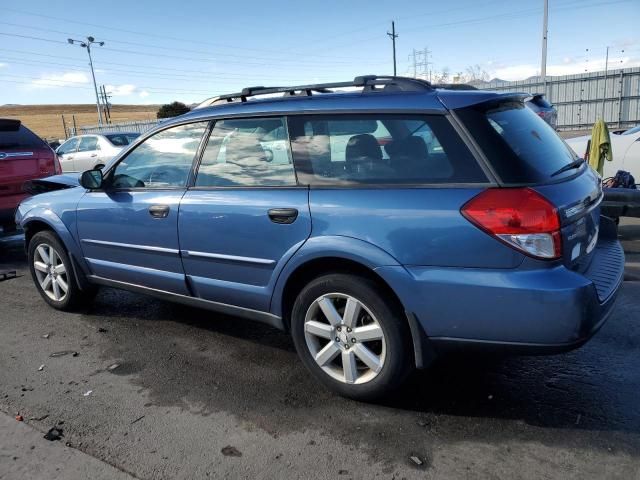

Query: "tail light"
<box><xmin>53</xmin><ymin>154</ymin><xmax>62</xmax><ymax>174</ymax></box>
<box><xmin>461</xmin><ymin>188</ymin><xmax>562</xmax><ymax>260</ymax></box>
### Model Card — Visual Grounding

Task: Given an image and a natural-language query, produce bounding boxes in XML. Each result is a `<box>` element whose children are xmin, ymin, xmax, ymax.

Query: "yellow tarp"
<box><xmin>587</xmin><ymin>118</ymin><xmax>612</xmax><ymax>175</ymax></box>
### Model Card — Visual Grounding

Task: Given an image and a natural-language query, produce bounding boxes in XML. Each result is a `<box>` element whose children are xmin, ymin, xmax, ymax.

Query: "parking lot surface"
<box><xmin>1</xmin><ymin>221</ymin><xmax>639</xmax><ymax>479</ymax></box>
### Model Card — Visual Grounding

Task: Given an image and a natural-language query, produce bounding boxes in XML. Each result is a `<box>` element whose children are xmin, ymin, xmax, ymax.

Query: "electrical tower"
<box><xmin>409</xmin><ymin>47</ymin><xmax>432</xmax><ymax>81</ymax></box>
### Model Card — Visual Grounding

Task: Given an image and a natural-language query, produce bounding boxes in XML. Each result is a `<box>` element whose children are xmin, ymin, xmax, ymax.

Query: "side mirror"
<box><xmin>80</xmin><ymin>169</ymin><xmax>104</xmax><ymax>189</ymax></box>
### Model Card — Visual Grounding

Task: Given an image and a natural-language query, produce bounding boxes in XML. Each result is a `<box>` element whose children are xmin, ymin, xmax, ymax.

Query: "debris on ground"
<box><xmin>43</xmin><ymin>427</ymin><xmax>63</xmax><ymax>441</ymax></box>
<box><xmin>488</xmin><ymin>395</ymin><xmax>494</xmax><ymax>400</ymax></box>
<box><xmin>107</xmin><ymin>363</ymin><xmax>120</xmax><ymax>371</ymax></box>
<box><xmin>15</xmin><ymin>415</ymin><xmax>23</xmax><ymax>422</ymax></box>
<box><xmin>50</xmin><ymin>351</ymin><xmax>78</xmax><ymax>358</ymax></box>
<box><xmin>0</xmin><ymin>269</ymin><xmax>17</xmax><ymax>281</ymax></box>
<box><xmin>83</xmin><ymin>390</ymin><xmax>93</xmax><ymax>397</ymax></box>
<box><xmin>576</xmin><ymin>414</ymin><xmax>582</xmax><ymax>425</ymax></box>
<box><xmin>221</xmin><ymin>445</ymin><xmax>242</xmax><ymax>457</ymax></box>
<box><xmin>97</xmin><ymin>327</ymin><xmax>108</xmax><ymax>333</ymax></box>
<box><xmin>38</xmin><ymin>365</ymin><xmax>45</xmax><ymax>371</ymax></box>
<box><xmin>42</xmin><ymin>334</ymin><xmax>50</xmax><ymax>339</ymax></box>
<box><xmin>30</xmin><ymin>414</ymin><xmax>49</xmax><ymax>421</ymax></box>
<box><xmin>338</xmin><ymin>469</ymin><xmax>349</xmax><ymax>475</ymax></box>
<box><xmin>131</xmin><ymin>415</ymin><xmax>145</xmax><ymax>425</ymax></box>
<box><xmin>410</xmin><ymin>455</ymin><xmax>423</xmax><ymax>466</ymax></box>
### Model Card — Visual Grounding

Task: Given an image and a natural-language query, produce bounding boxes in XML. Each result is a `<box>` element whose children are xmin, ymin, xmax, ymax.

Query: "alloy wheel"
<box><xmin>303</xmin><ymin>293</ymin><xmax>386</xmax><ymax>385</ymax></box>
<box><xmin>33</xmin><ymin>243</ymin><xmax>69</xmax><ymax>302</ymax></box>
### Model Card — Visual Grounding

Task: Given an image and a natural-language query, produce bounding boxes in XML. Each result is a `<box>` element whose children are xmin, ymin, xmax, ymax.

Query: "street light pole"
<box><xmin>387</xmin><ymin>21</ymin><xmax>398</xmax><ymax>76</ymax></box>
<box><xmin>540</xmin><ymin>0</ymin><xmax>548</xmax><ymax>97</ymax></box>
<box><xmin>68</xmin><ymin>36</ymin><xmax>105</xmax><ymax>126</ymax></box>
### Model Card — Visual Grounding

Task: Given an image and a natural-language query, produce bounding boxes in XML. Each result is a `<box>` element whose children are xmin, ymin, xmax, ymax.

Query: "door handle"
<box><xmin>90</xmin><ymin>153</ymin><xmax>98</xmax><ymax>157</ymax></box>
<box><xmin>149</xmin><ymin>205</ymin><xmax>170</xmax><ymax>218</ymax></box>
<box><xmin>268</xmin><ymin>208</ymin><xmax>298</xmax><ymax>224</ymax></box>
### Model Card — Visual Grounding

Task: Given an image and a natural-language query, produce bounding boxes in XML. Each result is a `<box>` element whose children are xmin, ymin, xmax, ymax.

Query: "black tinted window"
<box><xmin>195</xmin><ymin>117</ymin><xmax>296</xmax><ymax>187</ymax></box>
<box><xmin>288</xmin><ymin>115</ymin><xmax>486</xmax><ymax>185</ymax></box>
<box><xmin>105</xmin><ymin>133</ymin><xmax>138</xmax><ymax>146</ymax></box>
<box><xmin>457</xmin><ymin>101</ymin><xmax>578</xmax><ymax>183</ymax></box>
<box><xmin>0</xmin><ymin>125</ymin><xmax>46</xmax><ymax>149</ymax></box>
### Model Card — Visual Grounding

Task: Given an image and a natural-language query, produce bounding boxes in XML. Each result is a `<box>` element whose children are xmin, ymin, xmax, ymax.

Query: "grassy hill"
<box><xmin>0</xmin><ymin>104</ymin><xmax>160</xmax><ymax>140</ymax></box>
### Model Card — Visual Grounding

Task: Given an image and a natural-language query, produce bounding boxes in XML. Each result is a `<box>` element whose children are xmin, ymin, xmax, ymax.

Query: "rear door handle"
<box><xmin>90</xmin><ymin>153</ymin><xmax>98</xmax><ymax>157</ymax></box>
<box><xmin>149</xmin><ymin>205</ymin><xmax>170</xmax><ymax>218</ymax></box>
<box><xmin>268</xmin><ymin>208</ymin><xmax>298</xmax><ymax>224</ymax></box>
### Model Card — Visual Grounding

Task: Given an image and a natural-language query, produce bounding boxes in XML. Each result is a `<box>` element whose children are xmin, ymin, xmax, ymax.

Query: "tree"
<box><xmin>157</xmin><ymin>101</ymin><xmax>190</xmax><ymax>119</ymax></box>
<box><xmin>432</xmin><ymin>67</ymin><xmax>450</xmax><ymax>84</ymax></box>
<box><xmin>453</xmin><ymin>64</ymin><xmax>490</xmax><ymax>84</ymax></box>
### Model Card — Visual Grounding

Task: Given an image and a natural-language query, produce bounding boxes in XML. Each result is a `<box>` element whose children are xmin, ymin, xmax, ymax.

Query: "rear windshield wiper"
<box><xmin>551</xmin><ymin>158</ymin><xmax>584</xmax><ymax>177</ymax></box>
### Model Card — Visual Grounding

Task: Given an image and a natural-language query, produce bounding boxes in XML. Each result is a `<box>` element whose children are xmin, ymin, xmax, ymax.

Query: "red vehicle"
<box><xmin>0</xmin><ymin>119</ymin><xmax>61</xmax><ymax>233</ymax></box>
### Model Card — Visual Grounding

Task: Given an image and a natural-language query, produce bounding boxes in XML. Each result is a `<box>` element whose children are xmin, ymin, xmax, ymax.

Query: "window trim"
<box><xmin>189</xmin><ymin>115</ymin><xmax>300</xmax><ymax>190</ymax></box>
<box><xmin>287</xmin><ymin>112</ymin><xmax>494</xmax><ymax>188</ymax></box>
<box><xmin>101</xmin><ymin>120</ymin><xmax>212</xmax><ymax>192</ymax></box>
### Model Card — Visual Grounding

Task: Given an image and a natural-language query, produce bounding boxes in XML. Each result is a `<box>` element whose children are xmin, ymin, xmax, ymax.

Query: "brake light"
<box><xmin>53</xmin><ymin>154</ymin><xmax>62</xmax><ymax>174</ymax></box>
<box><xmin>461</xmin><ymin>188</ymin><xmax>562</xmax><ymax>259</ymax></box>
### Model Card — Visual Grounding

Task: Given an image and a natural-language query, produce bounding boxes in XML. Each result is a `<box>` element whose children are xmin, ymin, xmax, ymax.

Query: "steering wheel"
<box><xmin>148</xmin><ymin>165</ymin><xmax>186</xmax><ymax>186</ymax></box>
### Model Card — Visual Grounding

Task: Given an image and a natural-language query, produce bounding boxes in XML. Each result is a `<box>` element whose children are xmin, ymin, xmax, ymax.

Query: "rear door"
<box><xmin>179</xmin><ymin>116</ymin><xmax>311</xmax><ymax>312</ymax></box>
<box><xmin>74</xmin><ymin>136</ymin><xmax>101</xmax><ymax>171</ymax></box>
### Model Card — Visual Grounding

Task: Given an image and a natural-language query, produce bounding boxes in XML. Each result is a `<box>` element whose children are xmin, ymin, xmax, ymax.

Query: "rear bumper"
<box><xmin>376</xmin><ymin>229</ymin><xmax>625</xmax><ymax>357</ymax></box>
<box><xmin>0</xmin><ymin>193</ymin><xmax>28</xmax><ymax>224</ymax></box>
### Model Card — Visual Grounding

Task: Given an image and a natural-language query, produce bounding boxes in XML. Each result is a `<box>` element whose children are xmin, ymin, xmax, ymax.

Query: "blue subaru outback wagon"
<box><xmin>16</xmin><ymin>76</ymin><xmax>624</xmax><ymax>400</ymax></box>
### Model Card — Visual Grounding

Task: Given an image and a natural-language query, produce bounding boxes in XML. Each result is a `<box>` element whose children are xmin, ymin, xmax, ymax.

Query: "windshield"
<box><xmin>622</xmin><ymin>125</ymin><xmax>640</xmax><ymax>135</ymax></box>
<box><xmin>105</xmin><ymin>133</ymin><xmax>140</xmax><ymax>146</ymax></box>
<box><xmin>457</xmin><ymin>100</ymin><xmax>579</xmax><ymax>183</ymax></box>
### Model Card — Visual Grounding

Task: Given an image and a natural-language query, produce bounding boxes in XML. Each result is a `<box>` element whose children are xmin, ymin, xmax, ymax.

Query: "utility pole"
<box><xmin>602</xmin><ymin>46</ymin><xmax>609</xmax><ymax>120</ymax></box>
<box><xmin>540</xmin><ymin>0</ymin><xmax>548</xmax><ymax>95</ymax></box>
<box><xmin>100</xmin><ymin>85</ymin><xmax>112</xmax><ymax>124</ymax></box>
<box><xmin>68</xmin><ymin>36</ymin><xmax>105</xmax><ymax>125</ymax></box>
<box><xmin>387</xmin><ymin>21</ymin><xmax>398</xmax><ymax>76</ymax></box>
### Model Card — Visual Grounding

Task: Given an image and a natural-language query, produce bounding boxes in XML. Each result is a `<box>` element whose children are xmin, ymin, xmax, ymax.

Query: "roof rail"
<box><xmin>209</xmin><ymin>75</ymin><xmax>433</xmax><ymax>105</ymax></box>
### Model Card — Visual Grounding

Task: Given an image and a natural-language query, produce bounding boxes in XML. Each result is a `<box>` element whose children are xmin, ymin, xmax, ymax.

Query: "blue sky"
<box><xmin>0</xmin><ymin>0</ymin><xmax>638</xmax><ymax>105</ymax></box>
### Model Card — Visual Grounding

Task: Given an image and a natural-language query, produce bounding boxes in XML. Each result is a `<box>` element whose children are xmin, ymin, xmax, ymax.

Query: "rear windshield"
<box><xmin>0</xmin><ymin>124</ymin><xmax>46</xmax><ymax>150</ymax></box>
<box><xmin>457</xmin><ymin>101</ymin><xmax>579</xmax><ymax>183</ymax></box>
<box><xmin>105</xmin><ymin>133</ymin><xmax>139</xmax><ymax>146</ymax></box>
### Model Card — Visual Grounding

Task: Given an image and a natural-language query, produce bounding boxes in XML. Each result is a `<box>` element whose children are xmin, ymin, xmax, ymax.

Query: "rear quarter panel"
<box><xmin>307</xmin><ymin>188</ymin><xmax>524</xmax><ymax>268</ymax></box>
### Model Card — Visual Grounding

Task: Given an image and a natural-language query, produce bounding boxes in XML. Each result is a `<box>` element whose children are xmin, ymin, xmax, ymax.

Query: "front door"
<box><xmin>179</xmin><ymin>116</ymin><xmax>311</xmax><ymax>311</ymax></box>
<box><xmin>56</xmin><ymin>137</ymin><xmax>80</xmax><ymax>172</ymax></box>
<box><xmin>77</xmin><ymin>121</ymin><xmax>209</xmax><ymax>294</ymax></box>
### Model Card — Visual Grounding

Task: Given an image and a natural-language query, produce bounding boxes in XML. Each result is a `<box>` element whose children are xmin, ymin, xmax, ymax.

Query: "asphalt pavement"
<box><xmin>0</xmin><ymin>221</ymin><xmax>639</xmax><ymax>480</ymax></box>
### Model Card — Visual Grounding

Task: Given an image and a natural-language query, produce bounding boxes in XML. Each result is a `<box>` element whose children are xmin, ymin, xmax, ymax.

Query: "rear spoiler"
<box><xmin>437</xmin><ymin>91</ymin><xmax>529</xmax><ymax>110</ymax></box>
<box><xmin>0</xmin><ymin>119</ymin><xmax>21</xmax><ymax>132</ymax></box>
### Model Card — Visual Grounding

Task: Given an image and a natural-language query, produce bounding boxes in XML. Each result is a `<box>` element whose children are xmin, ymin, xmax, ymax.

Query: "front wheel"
<box><xmin>28</xmin><ymin>231</ymin><xmax>95</xmax><ymax>310</ymax></box>
<box><xmin>291</xmin><ymin>273</ymin><xmax>412</xmax><ymax>401</ymax></box>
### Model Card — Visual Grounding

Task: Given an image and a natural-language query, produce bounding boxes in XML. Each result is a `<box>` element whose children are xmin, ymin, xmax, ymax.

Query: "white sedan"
<box><xmin>565</xmin><ymin>125</ymin><xmax>640</xmax><ymax>180</ymax></box>
<box><xmin>56</xmin><ymin>132</ymin><xmax>139</xmax><ymax>172</ymax></box>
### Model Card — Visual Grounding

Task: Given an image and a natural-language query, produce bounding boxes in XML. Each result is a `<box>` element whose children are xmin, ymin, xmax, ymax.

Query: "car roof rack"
<box><xmin>210</xmin><ymin>75</ymin><xmax>433</xmax><ymax>105</ymax></box>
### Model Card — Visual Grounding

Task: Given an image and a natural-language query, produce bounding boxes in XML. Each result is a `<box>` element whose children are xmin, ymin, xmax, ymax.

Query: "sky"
<box><xmin>0</xmin><ymin>0</ymin><xmax>638</xmax><ymax>106</ymax></box>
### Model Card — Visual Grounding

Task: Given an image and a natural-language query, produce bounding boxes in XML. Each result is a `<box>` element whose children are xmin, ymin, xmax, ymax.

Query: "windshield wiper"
<box><xmin>551</xmin><ymin>158</ymin><xmax>584</xmax><ymax>177</ymax></box>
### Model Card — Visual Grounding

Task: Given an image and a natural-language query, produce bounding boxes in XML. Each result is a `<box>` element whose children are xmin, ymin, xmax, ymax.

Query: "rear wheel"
<box><xmin>28</xmin><ymin>231</ymin><xmax>95</xmax><ymax>310</ymax></box>
<box><xmin>291</xmin><ymin>273</ymin><xmax>412</xmax><ymax>401</ymax></box>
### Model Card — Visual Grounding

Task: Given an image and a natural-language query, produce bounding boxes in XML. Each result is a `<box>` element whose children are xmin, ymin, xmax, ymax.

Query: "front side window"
<box><xmin>288</xmin><ymin>114</ymin><xmax>487</xmax><ymax>185</ymax></box>
<box><xmin>57</xmin><ymin>137</ymin><xmax>80</xmax><ymax>155</ymax></box>
<box><xmin>78</xmin><ymin>136</ymin><xmax>99</xmax><ymax>152</ymax></box>
<box><xmin>195</xmin><ymin>117</ymin><xmax>296</xmax><ymax>187</ymax></box>
<box><xmin>111</xmin><ymin>122</ymin><xmax>208</xmax><ymax>188</ymax></box>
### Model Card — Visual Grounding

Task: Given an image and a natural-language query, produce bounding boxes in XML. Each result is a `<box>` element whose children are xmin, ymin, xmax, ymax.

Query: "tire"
<box><xmin>291</xmin><ymin>273</ymin><xmax>412</xmax><ymax>401</ymax></box>
<box><xmin>28</xmin><ymin>230</ymin><xmax>96</xmax><ymax>311</ymax></box>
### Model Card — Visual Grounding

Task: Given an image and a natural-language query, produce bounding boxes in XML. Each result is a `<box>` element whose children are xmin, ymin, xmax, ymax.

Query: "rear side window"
<box><xmin>195</xmin><ymin>117</ymin><xmax>296</xmax><ymax>187</ymax></box>
<box><xmin>288</xmin><ymin>114</ymin><xmax>487</xmax><ymax>185</ymax></box>
<box><xmin>457</xmin><ymin>101</ymin><xmax>578</xmax><ymax>183</ymax></box>
<box><xmin>0</xmin><ymin>124</ymin><xmax>46</xmax><ymax>149</ymax></box>
<box><xmin>78</xmin><ymin>136</ymin><xmax>99</xmax><ymax>152</ymax></box>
